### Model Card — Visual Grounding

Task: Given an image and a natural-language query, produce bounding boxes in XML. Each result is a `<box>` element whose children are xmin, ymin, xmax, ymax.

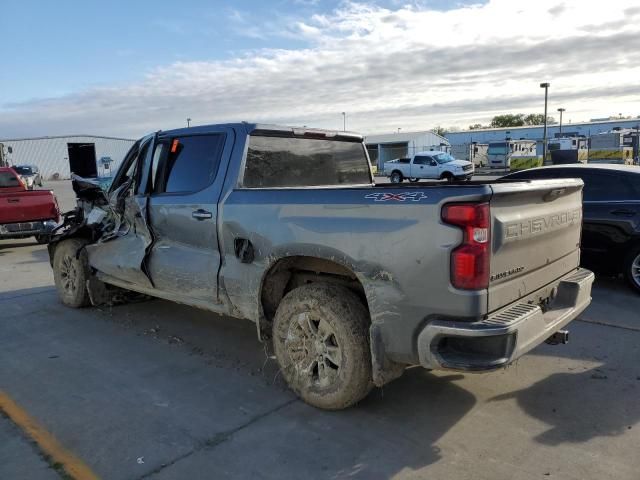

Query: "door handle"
<box><xmin>610</xmin><ymin>209</ymin><xmax>636</xmax><ymax>216</ymax></box>
<box><xmin>192</xmin><ymin>209</ymin><xmax>212</xmax><ymax>220</ymax></box>
<box><xmin>7</xmin><ymin>198</ymin><xmax>19</xmax><ymax>203</ymax></box>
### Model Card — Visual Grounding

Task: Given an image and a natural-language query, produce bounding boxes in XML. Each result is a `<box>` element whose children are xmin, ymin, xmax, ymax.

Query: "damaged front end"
<box><xmin>48</xmin><ymin>174</ymin><xmax>154</xmax><ymax>305</ymax></box>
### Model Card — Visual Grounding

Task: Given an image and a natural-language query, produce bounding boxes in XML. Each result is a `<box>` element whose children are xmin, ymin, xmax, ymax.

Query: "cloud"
<box><xmin>2</xmin><ymin>0</ymin><xmax>640</xmax><ymax>139</ymax></box>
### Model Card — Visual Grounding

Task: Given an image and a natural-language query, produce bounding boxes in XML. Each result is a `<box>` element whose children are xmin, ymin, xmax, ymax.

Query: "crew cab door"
<box><xmin>86</xmin><ymin>137</ymin><xmax>156</xmax><ymax>289</ymax></box>
<box><xmin>412</xmin><ymin>155</ymin><xmax>437</xmax><ymax>178</ymax></box>
<box><xmin>145</xmin><ymin>128</ymin><xmax>232</xmax><ymax>305</ymax></box>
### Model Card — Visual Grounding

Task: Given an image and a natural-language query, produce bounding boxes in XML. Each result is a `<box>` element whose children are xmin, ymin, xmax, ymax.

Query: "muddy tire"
<box><xmin>53</xmin><ymin>238</ymin><xmax>91</xmax><ymax>308</ymax></box>
<box><xmin>623</xmin><ymin>246</ymin><xmax>640</xmax><ymax>294</ymax></box>
<box><xmin>272</xmin><ymin>283</ymin><xmax>372</xmax><ymax>410</ymax></box>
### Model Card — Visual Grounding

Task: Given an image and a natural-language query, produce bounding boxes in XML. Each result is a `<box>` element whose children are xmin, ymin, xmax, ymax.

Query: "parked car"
<box><xmin>503</xmin><ymin>164</ymin><xmax>640</xmax><ymax>293</ymax></box>
<box><xmin>12</xmin><ymin>165</ymin><xmax>43</xmax><ymax>189</ymax></box>
<box><xmin>0</xmin><ymin>167</ymin><xmax>59</xmax><ymax>243</ymax></box>
<box><xmin>383</xmin><ymin>151</ymin><xmax>474</xmax><ymax>183</ymax></box>
<box><xmin>48</xmin><ymin>123</ymin><xmax>593</xmax><ymax>409</ymax></box>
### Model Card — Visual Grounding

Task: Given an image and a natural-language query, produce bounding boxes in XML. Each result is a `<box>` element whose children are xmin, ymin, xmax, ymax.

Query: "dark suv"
<box><xmin>504</xmin><ymin>164</ymin><xmax>640</xmax><ymax>293</ymax></box>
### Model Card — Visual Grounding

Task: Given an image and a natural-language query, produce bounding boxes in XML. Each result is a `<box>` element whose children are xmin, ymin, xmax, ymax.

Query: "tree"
<box><xmin>468</xmin><ymin>123</ymin><xmax>486</xmax><ymax>130</ymax></box>
<box><xmin>523</xmin><ymin>113</ymin><xmax>555</xmax><ymax>125</ymax></box>
<box><xmin>433</xmin><ymin>126</ymin><xmax>448</xmax><ymax>136</ymax></box>
<box><xmin>490</xmin><ymin>114</ymin><xmax>525</xmax><ymax>128</ymax></box>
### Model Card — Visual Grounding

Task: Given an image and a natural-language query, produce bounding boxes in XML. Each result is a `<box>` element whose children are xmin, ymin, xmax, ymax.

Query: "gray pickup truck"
<box><xmin>48</xmin><ymin>123</ymin><xmax>594</xmax><ymax>410</ymax></box>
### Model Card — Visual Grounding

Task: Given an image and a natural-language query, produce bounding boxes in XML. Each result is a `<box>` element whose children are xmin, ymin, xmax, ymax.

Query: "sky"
<box><xmin>1</xmin><ymin>0</ymin><xmax>640</xmax><ymax>139</ymax></box>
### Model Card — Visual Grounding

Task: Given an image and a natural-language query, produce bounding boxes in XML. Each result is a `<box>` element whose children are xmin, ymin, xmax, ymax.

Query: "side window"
<box><xmin>413</xmin><ymin>156</ymin><xmax>428</xmax><ymax>165</ymax></box>
<box><xmin>133</xmin><ymin>141</ymin><xmax>151</xmax><ymax>195</ymax></box>
<box><xmin>109</xmin><ymin>140</ymin><xmax>142</xmax><ymax>193</ymax></box>
<box><xmin>158</xmin><ymin>134</ymin><xmax>224</xmax><ymax>194</ymax></box>
<box><xmin>581</xmin><ymin>172</ymin><xmax>635</xmax><ymax>201</ymax></box>
<box><xmin>150</xmin><ymin>143</ymin><xmax>165</xmax><ymax>193</ymax></box>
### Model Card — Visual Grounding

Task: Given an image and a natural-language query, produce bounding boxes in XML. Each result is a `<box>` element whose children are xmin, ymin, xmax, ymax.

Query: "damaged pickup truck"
<box><xmin>48</xmin><ymin>123</ymin><xmax>594</xmax><ymax>410</ymax></box>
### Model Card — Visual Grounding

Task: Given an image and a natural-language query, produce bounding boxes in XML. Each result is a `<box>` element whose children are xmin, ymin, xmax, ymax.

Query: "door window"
<box><xmin>580</xmin><ymin>172</ymin><xmax>636</xmax><ymax>202</ymax></box>
<box><xmin>156</xmin><ymin>134</ymin><xmax>225</xmax><ymax>194</ymax></box>
<box><xmin>413</xmin><ymin>156</ymin><xmax>430</xmax><ymax>165</ymax></box>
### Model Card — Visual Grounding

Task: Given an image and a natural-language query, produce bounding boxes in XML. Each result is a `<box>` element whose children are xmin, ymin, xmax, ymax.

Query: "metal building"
<box><xmin>0</xmin><ymin>135</ymin><xmax>136</xmax><ymax>181</ymax></box>
<box><xmin>364</xmin><ymin>131</ymin><xmax>450</xmax><ymax>170</ymax></box>
<box><xmin>444</xmin><ymin>118</ymin><xmax>640</xmax><ymax>146</ymax></box>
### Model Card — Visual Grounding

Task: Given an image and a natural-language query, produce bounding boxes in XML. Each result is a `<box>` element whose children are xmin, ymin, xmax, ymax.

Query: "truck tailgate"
<box><xmin>488</xmin><ymin>179</ymin><xmax>583</xmax><ymax>312</ymax></box>
<box><xmin>0</xmin><ymin>190</ymin><xmax>58</xmax><ymax>224</ymax></box>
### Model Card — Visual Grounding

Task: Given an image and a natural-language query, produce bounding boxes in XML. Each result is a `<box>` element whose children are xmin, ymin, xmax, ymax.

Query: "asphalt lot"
<box><xmin>1</xmin><ymin>180</ymin><xmax>639</xmax><ymax>480</ymax></box>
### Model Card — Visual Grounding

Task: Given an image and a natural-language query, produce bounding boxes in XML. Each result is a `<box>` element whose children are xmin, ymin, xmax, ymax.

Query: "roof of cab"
<box><xmin>158</xmin><ymin>122</ymin><xmax>364</xmax><ymax>141</ymax></box>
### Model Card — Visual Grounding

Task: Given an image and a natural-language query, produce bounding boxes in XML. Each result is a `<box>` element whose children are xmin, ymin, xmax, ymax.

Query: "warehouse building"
<box><xmin>445</xmin><ymin>118</ymin><xmax>640</xmax><ymax>146</ymax></box>
<box><xmin>364</xmin><ymin>131</ymin><xmax>450</xmax><ymax>170</ymax></box>
<box><xmin>0</xmin><ymin>135</ymin><xmax>136</xmax><ymax>180</ymax></box>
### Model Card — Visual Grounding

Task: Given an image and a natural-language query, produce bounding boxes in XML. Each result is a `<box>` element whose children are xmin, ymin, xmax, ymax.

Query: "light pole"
<box><xmin>397</xmin><ymin>127</ymin><xmax>401</xmax><ymax>134</ymax></box>
<box><xmin>540</xmin><ymin>82</ymin><xmax>550</xmax><ymax>164</ymax></box>
<box><xmin>187</xmin><ymin>117</ymin><xmax>191</xmax><ymax>128</ymax></box>
<box><xmin>341</xmin><ymin>112</ymin><xmax>346</xmax><ymax>132</ymax></box>
<box><xmin>557</xmin><ymin>108</ymin><xmax>565</xmax><ymax>137</ymax></box>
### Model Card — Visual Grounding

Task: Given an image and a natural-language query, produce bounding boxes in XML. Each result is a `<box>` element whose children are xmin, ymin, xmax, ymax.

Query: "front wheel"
<box><xmin>624</xmin><ymin>247</ymin><xmax>640</xmax><ymax>294</ymax></box>
<box><xmin>52</xmin><ymin>238</ymin><xmax>91</xmax><ymax>308</ymax></box>
<box><xmin>441</xmin><ymin>172</ymin><xmax>454</xmax><ymax>182</ymax></box>
<box><xmin>272</xmin><ymin>283</ymin><xmax>372</xmax><ymax>410</ymax></box>
<box><xmin>390</xmin><ymin>171</ymin><xmax>403</xmax><ymax>183</ymax></box>
<box><xmin>409</xmin><ymin>178</ymin><xmax>420</xmax><ymax>183</ymax></box>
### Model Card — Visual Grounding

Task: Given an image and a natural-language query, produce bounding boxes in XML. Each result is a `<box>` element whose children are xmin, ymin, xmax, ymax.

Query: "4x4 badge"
<box><xmin>365</xmin><ymin>192</ymin><xmax>428</xmax><ymax>202</ymax></box>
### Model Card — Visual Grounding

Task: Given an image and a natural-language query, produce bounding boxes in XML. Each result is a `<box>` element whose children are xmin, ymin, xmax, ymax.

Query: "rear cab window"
<box><xmin>243</xmin><ymin>135</ymin><xmax>372</xmax><ymax>188</ymax></box>
<box><xmin>0</xmin><ymin>171</ymin><xmax>21</xmax><ymax>187</ymax></box>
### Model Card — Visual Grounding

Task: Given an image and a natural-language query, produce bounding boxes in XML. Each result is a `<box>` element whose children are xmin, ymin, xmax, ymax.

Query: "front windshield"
<box><xmin>433</xmin><ymin>153</ymin><xmax>455</xmax><ymax>164</ymax></box>
<box><xmin>488</xmin><ymin>142</ymin><xmax>508</xmax><ymax>155</ymax></box>
<box><xmin>14</xmin><ymin>166</ymin><xmax>33</xmax><ymax>175</ymax></box>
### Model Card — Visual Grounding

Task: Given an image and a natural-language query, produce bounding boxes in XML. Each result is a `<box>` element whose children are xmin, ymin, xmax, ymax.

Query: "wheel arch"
<box><xmin>259</xmin><ymin>255</ymin><xmax>368</xmax><ymax>327</ymax></box>
<box><xmin>257</xmin><ymin>254</ymin><xmax>405</xmax><ymax>386</ymax></box>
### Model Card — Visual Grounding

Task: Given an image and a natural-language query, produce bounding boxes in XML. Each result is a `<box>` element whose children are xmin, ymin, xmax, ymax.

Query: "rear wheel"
<box><xmin>390</xmin><ymin>171</ymin><xmax>403</xmax><ymax>183</ymax></box>
<box><xmin>623</xmin><ymin>247</ymin><xmax>640</xmax><ymax>294</ymax></box>
<box><xmin>53</xmin><ymin>238</ymin><xmax>91</xmax><ymax>308</ymax></box>
<box><xmin>272</xmin><ymin>283</ymin><xmax>372</xmax><ymax>410</ymax></box>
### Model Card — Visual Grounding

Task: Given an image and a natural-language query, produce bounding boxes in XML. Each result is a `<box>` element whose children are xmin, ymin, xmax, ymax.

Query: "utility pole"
<box><xmin>187</xmin><ymin>118</ymin><xmax>192</xmax><ymax>128</ymax></box>
<box><xmin>557</xmin><ymin>108</ymin><xmax>565</xmax><ymax>136</ymax></box>
<box><xmin>540</xmin><ymin>82</ymin><xmax>550</xmax><ymax>164</ymax></box>
<box><xmin>341</xmin><ymin>112</ymin><xmax>346</xmax><ymax>132</ymax></box>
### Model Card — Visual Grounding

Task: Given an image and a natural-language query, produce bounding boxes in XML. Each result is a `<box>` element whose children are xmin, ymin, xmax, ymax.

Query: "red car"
<box><xmin>0</xmin><ymin>167</ymin><xmax>60</xmax><ymax>243</ymax></box>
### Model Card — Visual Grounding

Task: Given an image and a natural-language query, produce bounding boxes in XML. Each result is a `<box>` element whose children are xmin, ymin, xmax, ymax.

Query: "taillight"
<box><xmin>442</xmin><ymin>203</ymin><xmax>490</xmax><ymax>290</ymax></box>
<box><xmin>51</xmin><ymin>197</ymin><xmax>61</xmax><ymax>221</ymax></box>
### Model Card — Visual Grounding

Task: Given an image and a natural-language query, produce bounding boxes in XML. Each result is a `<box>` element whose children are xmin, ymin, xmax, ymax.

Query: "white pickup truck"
<box><xmin>384</xmin><ymin>151</ymin><xmax>474</xmax><ymax>183</ymax></box>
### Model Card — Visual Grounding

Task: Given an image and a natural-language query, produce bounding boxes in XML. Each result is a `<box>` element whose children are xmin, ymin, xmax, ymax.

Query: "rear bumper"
<box><xmin>417</xmin><ymin>268</ymin><xmax>594</xmax><ymax>372</ymax></box>
<box><xmin>0</xmin><ymin>220</ymin><xmax>58</xmax><ymax>239</ymax></box>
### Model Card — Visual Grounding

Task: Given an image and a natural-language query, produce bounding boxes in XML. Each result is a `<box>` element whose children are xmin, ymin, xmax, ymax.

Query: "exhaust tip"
<box><xmin>545</xmin><ymin>329</ymin><xmax>569</xmax><ymax>345</ymax></box>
